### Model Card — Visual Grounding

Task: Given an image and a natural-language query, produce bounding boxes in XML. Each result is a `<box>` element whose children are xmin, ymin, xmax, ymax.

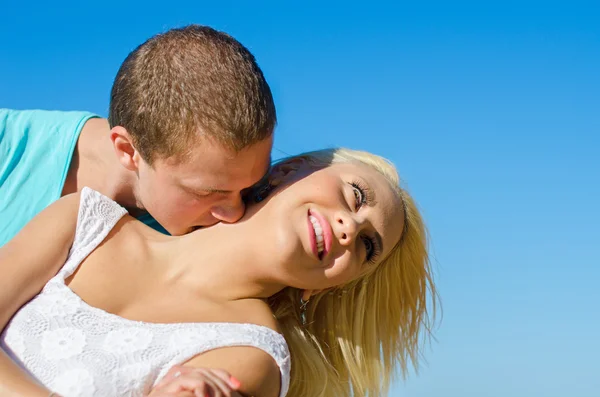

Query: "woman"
<box><xmin>0</xmin><ymin>148</ymin><xmax>437</xmax><ymax>397</ymax></box>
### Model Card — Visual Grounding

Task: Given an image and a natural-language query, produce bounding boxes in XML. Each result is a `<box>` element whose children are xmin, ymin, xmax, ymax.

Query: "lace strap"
<box><xmin>57</xmin><ymin>187</ymin><xmax>128</xmax><ymax>279</ymax></box>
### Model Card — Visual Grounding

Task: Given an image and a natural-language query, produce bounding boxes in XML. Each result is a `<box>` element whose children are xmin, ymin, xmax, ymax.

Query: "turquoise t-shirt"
<box><xmin>0</xmin><ymin>109</ymin><xmax>167</xmax><ymax>247</ymax></box>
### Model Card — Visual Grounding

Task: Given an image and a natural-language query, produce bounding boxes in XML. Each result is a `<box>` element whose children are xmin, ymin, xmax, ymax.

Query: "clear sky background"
<box><xmin>1</xmin><ymin>1</ymin><xmax>599</xmax><ymax>396</ymax></box>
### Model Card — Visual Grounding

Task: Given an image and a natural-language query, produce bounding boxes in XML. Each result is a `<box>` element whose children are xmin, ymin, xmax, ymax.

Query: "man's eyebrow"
<box><xmin>181</xmin><ymin>184</ymin><xmax>231</xmax><ymax>195</ymax></box>
<box><xmin>203</xmin><ymin>187</ymin><xmax>231</xmax><ymax>194</ymax></box>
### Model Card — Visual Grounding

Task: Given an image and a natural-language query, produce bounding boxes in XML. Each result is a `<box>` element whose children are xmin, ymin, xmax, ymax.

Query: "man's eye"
<box><xmin>192</xmin><ymin>190</ymin><xmax>212</xmax><ymax>198</ymax></box>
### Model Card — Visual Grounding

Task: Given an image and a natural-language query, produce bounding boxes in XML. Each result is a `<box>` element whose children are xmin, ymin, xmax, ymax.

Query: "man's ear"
<box><xmin>110</xmin><ymin>126</ymin><xmax>141</xmax><ymax>171</ymax></box>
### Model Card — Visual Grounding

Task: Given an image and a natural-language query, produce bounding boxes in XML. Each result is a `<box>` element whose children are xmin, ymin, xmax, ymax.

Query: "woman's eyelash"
<box><xmin>362</xmin><ymin>235</ymin><xmax>381</xmax><ymax>264</ymax></box>
<box><xmin>350</xmin><ymin>180</ymin><xmax>374</xmax><ymax>208</ymax></box>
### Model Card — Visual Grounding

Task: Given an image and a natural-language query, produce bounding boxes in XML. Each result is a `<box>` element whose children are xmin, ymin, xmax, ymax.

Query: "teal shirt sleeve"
<box><xmin>0</xmin><ymin>109</ymin><xmax>98</xmax><ymax>246</ymax></box>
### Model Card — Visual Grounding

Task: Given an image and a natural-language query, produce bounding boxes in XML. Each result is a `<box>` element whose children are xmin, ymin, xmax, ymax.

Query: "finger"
<box><xmin>204</xmin><ymin>368</ymin><xmax>241</xmax><ymax>390</ymax></box>
<box><xmin>189</xmin><ymin>375</ymin><xmax>225</xmax><ymax>397</ymax></box>
<box><xmin>147</xmin><ymin>388</ymin><xmax>196</xmax><ymax>397</ymax></box>
<box><xmin>153</xmin><ymin>366</ymin><xmax>239</xmax><ymax>396</ymax></box>
<box><xmin>200</xmin><ymin>369</ymin><xmax>236</xmax><ymax>396</ymax></box>
<box><xmin>155</xmin><ymin>366</ymin><xmax>211</xmax><ymax>389</ymax></box>
<box><xmin>175</xmin><ymin>392</ymin><xmax>196</xmax><ymax>397</ymax></box>
<box><xmin>160</xmin><ymin>375</ymin><xmax>206</xmax><ymax>393</ymax></box>
<box><xmin>164</xmin><ymin>367</ymin><xmax>237</xmax><ymax>395</ymax></box>
<box><xmin>155</xmin><ymin>365</ymin><xmax>188</xmax><ymax>388</ymax></box>
<box><xmin>163</xmin><ymin>373</ymin><xmax>221</xmax><ymax>395</ymax></box>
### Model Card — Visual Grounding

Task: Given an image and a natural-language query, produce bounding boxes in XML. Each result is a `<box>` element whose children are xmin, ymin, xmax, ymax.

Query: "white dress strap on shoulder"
<box><xmin>57</xmin><ymin>187</ymin><xmax>128</xmax><ymax>280</ymax></box>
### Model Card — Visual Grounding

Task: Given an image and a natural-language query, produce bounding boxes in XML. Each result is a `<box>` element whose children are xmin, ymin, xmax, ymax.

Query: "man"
<box><xmin>0</xmin><ymin>25</ymin><xmax>275</xmax><ymax>246</ymax></box>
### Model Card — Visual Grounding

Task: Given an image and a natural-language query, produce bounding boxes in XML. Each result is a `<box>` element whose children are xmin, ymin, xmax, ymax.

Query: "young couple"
<box><xmin>0</xmin><ymin>25</ymin><xmax>437</xmax><ymax>397</ymax></box>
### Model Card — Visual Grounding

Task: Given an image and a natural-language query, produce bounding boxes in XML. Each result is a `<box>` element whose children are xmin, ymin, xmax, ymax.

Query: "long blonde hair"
<box><xmin>268</xmin><ymin>148</ymin><xmax>438</xmax><ymax>397</ymax></box>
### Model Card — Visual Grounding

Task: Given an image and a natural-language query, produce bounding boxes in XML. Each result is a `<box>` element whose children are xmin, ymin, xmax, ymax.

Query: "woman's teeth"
<box><xmin>309</xmin><ymin>215</ymin><xmax>324</xmax><ymax>255</ymax></box>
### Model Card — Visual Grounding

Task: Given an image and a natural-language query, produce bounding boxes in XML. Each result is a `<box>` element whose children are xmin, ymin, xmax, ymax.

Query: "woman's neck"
<box><xmin>151</xmin><ymin>222</ymin><xmax>286</xmax><ymax>303</ymax></box>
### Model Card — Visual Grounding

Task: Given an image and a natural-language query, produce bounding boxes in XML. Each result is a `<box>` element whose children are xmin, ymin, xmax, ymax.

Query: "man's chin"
<box><xmin>171</xmin><ymin>227</ymin><xmax>201</xmax><ymax>236</ymax></box>
<box><xmin>169</xmin><ymin>222</ymin><xmax>215</xmax><ymax>236</ymax></box>
<box><xmin>162</xmin><ymin>227</ymin><xmax>194</xmax><ymax>236</ymax></box>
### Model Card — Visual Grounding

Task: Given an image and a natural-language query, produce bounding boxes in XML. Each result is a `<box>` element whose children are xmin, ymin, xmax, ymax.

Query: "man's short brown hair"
<box><xmin>108</xmin><ymin>25</ymin><xmax>276</xmax><ymax>164</ymax></box>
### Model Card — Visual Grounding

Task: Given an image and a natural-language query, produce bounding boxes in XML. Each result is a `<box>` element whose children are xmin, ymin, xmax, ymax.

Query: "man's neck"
<box><xmin>62</xmin><ymin>117</ymin><xmax>141</xmax><ymax>212</ymax></box>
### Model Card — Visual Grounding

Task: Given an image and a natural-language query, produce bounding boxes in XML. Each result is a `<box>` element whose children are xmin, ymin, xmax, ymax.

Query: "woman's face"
<box><xmin>243</xmin><ymin>160</ymin><xmax>405</xmax><ymax>292</ymax></box>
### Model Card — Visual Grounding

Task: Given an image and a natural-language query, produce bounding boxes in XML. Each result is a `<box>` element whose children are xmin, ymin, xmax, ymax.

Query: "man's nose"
<box><xmin>210</xmin><ymin>193</ymin><xmax>246</xmax><ymax>223</ymax></box>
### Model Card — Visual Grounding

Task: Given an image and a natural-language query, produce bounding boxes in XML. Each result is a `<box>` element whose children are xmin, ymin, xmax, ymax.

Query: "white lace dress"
<box><xmin>0</xmin><ymin>187</ymin><xmax>291</xmax><ymax>397</ymax></box>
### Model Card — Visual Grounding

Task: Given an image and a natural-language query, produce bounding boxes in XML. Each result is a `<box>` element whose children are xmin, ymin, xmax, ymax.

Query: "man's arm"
<box><xmin>0</xmin><ymin>193</ymin><xmax>80</xmax><ymax>396</ymax></box>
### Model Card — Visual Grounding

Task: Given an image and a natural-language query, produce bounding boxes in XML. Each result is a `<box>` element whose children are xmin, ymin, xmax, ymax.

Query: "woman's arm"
<box><xmin>0</xmin><ymin>192</ymin><xmax>81</xmax><ymax>396</ymax></box>
<box><xmin>0</xmin><ymin>349</ymin><xmax>50</xmax><ymax>396</ymax></box>
<box><xmin>182</xmin><ymin>346</ymin><xmax>282</xmax><ymax>397</ymax></box>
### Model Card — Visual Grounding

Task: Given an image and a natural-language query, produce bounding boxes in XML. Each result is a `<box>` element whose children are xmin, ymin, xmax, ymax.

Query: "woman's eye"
<box><xmin>352</xmin><ymin>186</ymin><xmax>363</xmax><ymax>209</ymax></box>
<box><xmin>362</xmin><ymin>236</ymin><xmax>374</xmax><ymax>260</ymax></box>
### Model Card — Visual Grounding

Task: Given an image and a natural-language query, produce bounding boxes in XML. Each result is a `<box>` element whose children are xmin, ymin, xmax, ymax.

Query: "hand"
<box><xmin>148</xmin><ymin>365</ymin><xmax>242</xmax><ymax>397</ymax></box>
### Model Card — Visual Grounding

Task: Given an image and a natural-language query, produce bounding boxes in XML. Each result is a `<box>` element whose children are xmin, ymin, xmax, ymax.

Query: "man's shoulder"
<box><xmin>1</xmin><ymin>108</ymin><xmax>99</xmax><ymax>124</ymax></box>
<box><xmin>0</xmin><ymin>109</ymin><xmax>101</xmax><ymax>247</ymax></box>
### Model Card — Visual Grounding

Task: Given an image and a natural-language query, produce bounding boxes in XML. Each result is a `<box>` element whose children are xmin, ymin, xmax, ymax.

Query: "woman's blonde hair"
<box><xmin>268</xmin><ymin>148</ymin><xmax>438</xmax><ymax>397</ymax></box>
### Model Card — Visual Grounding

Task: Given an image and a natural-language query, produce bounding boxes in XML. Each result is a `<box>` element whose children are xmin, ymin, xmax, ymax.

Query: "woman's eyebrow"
<box><xmin>375</xmin><ymin>231</ymin><xmax>383</xmax><ymax>256</ymax></box>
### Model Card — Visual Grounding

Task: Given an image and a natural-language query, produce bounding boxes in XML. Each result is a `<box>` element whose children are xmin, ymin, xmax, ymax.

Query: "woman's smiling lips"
<box><xmin>307</xmin><ymin>209</ymin><xmax>332</xmax><ymax>260</ymax></box>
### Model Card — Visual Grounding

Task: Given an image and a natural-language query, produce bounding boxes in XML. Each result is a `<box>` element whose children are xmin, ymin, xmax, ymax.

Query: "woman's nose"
<box><xmin>333</xmin><ymin>212</ymin><xmax>359</xmax><ymax>246</ymax></box>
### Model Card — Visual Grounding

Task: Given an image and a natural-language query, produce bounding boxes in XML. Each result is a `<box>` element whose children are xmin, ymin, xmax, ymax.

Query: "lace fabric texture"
<box><xmin>1</xmin><ymin>187</ymin><xmax>291</xmax><ymax>397</ymax></box>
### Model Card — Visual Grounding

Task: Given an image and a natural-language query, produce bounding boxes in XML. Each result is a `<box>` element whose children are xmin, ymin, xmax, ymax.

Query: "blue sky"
<box><xmin>1</xmin><ymin>1</ymin><xmax>599</xmax><ymax>396</ymax></box>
